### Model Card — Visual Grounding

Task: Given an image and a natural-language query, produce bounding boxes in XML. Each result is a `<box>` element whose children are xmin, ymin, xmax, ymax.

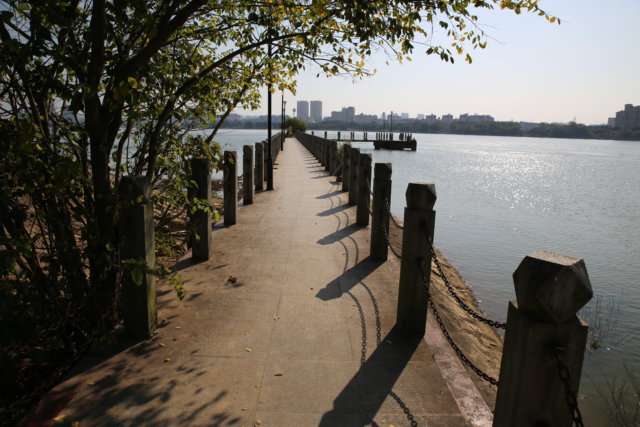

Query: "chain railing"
<box><xmin>419</xmin><ymin>262</ymin><xmax>499</xmax><ymax>385</ymax></box>
<box><xmin>555</xmin><ymin>347</ymin><xmax>585</xmax><ymax>427</ymax></box>
<box><xmin>425</xmin><ymin>230</ymin><xmax>507</xmax><ymax>330</ymax></box>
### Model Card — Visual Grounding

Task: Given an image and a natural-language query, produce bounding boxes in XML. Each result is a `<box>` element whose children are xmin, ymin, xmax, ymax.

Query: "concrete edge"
<box><xmin>425</xmin><ymin>318</ymin><xmax>494</xmax><ymax>427</ymax></box>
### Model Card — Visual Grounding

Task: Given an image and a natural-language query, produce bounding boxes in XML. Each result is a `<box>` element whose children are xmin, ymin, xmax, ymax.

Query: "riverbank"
<box><xmin>386</xmin><ymin>217</ymin><xmax>503</xmax><ymax>408</ymax></box>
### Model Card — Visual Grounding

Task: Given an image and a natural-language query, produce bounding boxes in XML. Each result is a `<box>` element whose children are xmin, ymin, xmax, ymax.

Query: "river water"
<box><xmin>210</xmin><ymin>129</ymin><xmax>639</xmax><ymax>425</ymax></box>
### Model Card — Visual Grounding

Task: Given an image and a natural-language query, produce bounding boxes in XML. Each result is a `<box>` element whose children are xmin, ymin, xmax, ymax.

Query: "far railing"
<box><xmin>295</xmin><ymin>131</ymin><xmax>591</xmax><ymax>427</ymax></box>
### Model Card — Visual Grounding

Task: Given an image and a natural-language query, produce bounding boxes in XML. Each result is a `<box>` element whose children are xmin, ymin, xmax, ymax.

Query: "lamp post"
<box><xmin>266</xmin><ymin>41</ymin><xmax>274</xmax><ymax>190</ymax></box>
<box><xmin>281</xmin><ymin>96</ymin><xmax>286</xmax><ymax>151</ymax></box>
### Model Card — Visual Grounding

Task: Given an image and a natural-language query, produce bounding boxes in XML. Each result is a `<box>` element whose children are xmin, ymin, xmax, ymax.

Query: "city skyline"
<box><xmin>237</xmin><ymin>1</ymin><xmax>640</xmax><ymax>126</ymax></box>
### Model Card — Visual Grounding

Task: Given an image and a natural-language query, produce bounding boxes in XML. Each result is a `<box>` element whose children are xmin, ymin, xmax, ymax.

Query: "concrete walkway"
<box><xmin>46</xmin><ymin>138</ymin><xmax>486</xmax><ymax>426</ymax></box>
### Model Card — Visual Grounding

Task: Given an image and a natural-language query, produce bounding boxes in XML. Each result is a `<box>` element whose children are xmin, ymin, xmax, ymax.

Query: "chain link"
<box><xmin>555</xmin><ymin>347</ymin><xmax>585</xmax><ymax>427</ymax></box>
<box><xmin>425</xmin><ymin>231</ymin><xmax>506</xmax><ymax>330</ymax></box>
<box><xmin>419</xmin><ymin>262</ymin><xmax>499</xmax><ymax>386</ymax></box>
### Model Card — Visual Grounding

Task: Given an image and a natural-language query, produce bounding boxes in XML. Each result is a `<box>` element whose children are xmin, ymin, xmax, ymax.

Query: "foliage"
<box><xmin>0</xmin><ymin>0</ymin><xmax>554</xmax><ymax>422</ymax></box>
<box><xmin>284</xmin><ymin>117</ymin><xmax>307</xmax><ymax>134</ymax></box>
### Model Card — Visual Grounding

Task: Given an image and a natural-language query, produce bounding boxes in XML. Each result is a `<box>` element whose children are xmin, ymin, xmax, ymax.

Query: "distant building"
<box><xmin>416</xmin><ymin>114</ymin><xmax>425</xmax><ymax>120</ymax></box>
<box><xmin>520</xmin><ymin>122</ymin><xmax>540</xmax><ymax>131</ymax></box>
<box><xmin>342</xmin><ymin>106</ymin><xmax>355</xmax><ymax>123</ymax></box>
<box><xmin>459</xmin><ymin>113</ymin><xmax>494</xmax><ymax>122</ymax></box>
<box><xmin>330</xmin><ymin>110</ymin><xmax>344</xmax><ymax>121</ymax></box>
<box><xmin>425</xmin><ymin>114</ymin><xmax>437</xmax><ymax>124</ymax></box>
<box><xmin>400</xmin><ymin>112</ymin><xmax>409</xmax><ymax>120</ymax></box>
<box><xmin>613</xmin><ymin>104</ymin><xmax>640</xmax><ymax>130</ymax></box>
<box><xmin>381</xmin><ymin>112</ymin><xmax>387</xmax><ymax>121</ymax></box>
<box><xmin>296</xmin><ymin>100</ymin><xmax>309</xmax><ymax>121</ymax></box>
<box><xmin>607</xmin><ymin>117</ymin><xmax>616</xmax><ymax>127</ymax></box>
<box><xmin>310</xmin><ymin>100</ymin><xmax>323</xmax><ymax>122</ymax></box>
<box><xmin>441</xmin><ymin>114</ymin><xmax>454</xmax><ymax>122</ymax></box>
<box><xmin>354</xmin><ymin>113</ymin><xmax>378</xmax><ymax>123</ymax></box>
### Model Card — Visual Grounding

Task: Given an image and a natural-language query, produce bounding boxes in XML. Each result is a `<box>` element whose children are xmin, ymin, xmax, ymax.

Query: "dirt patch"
<box><xmin>387</xmin><ymin>217</ymin><xmax>503</xmax><ymax>409</ymax></box>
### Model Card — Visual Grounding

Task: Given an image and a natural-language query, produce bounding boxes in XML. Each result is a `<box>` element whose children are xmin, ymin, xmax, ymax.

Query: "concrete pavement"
<box><xmin>44</xmin><ymin>138</ymin><xmax>489</xmax><ymax>427</ymax></box>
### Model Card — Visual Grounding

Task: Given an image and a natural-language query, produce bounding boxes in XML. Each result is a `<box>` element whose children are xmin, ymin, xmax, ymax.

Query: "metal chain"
<box><xmin>383</xmin><ymin>193</ymin><xmax>404</xmax><ymax>230</ymax></box>
<box><xmin>420</xmin><ymin>263</ymin><xmax>499</xmax><ymax>386</ymax></box>
<box><xmin>425</xmin><ymin>231</ymin><xmax>506</xmax><ymax>329</ymax></box>
<box><xmin>555</xmin><ymin>347</ymin><xmax>585</xmax><ymax>427</ymax></box>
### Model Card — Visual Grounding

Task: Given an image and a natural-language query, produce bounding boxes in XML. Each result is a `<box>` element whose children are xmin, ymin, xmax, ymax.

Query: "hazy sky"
<box><xmin>241</xmin><ymin>0</ymin><xmax>640</xmax><ymax>125</ymax></box>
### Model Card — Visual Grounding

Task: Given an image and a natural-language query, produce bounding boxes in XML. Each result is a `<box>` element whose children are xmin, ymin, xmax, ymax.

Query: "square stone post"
<box><xmin>325</xmin><ymin>140</ymin><xmax>331</xmax><ymax>171</ymax></box>
<box><xmin>189</xmin><ymin>157</ymin><xmax>212</xmax><ymax>261</ymax></box>
<box><xmin>370</xmin><ymin>163</ymin><xmax>392</xmax><ymax>260</ymax></box>
<box><xmin>356</xmin><ymin>153</ymin><xmax>372</xmax><ymax>226</ymax></box>
<box><xmin>396</xmin><ymin>183</ymin><xmax>436</xmax><ymax>336</ymax></box>
<box><xmin>119</xmin><ymin>176</ymin><xmax>157</xmax><ymax>338</ymax></box>
<box><xmin>494</xmin><ymin>251</ymin><xmax>592</xmax><ymax>427</ymax></box>
<box><xmin>243</xmin><ymin>145</ymin><xmax>254</xmax><ymax>205</ymax></box>
<box><xmin>324</xmin><ymin>131</ymin><xmax>328</xmax><ymax>139</ymax></box>
<box><xmin>255</xmin><ymin>142</ymin><xmax>264</xmax><ymax>191</ymax></box>
<box><xmin>329</xmin><ymin>140</ymin><xmax>338</xmax><ymax>175</ymax></box>
<box><xmin>223</xmin><ymin>151</ymin><xmax>237</xmax><ymax>226</ymax></box>
<box><xmin>348</xmin><ymin>147</ymin><xmax>360</xmax><ymax>205</ymax></box>
<box><xmin>342</xmin><ymin>144</ymin><xmax>351</xmax><ymax>192</ymax></box>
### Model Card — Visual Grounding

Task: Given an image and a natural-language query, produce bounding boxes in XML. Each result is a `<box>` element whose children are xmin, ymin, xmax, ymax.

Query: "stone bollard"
<box><xmin>223</xmin><ymin>151</ymin><xmax>237</xmax><ymax>226</ymax></box>
<box><xmin>255</xmin><ymin>142</ymin><xmax>264</xmax><ymax>191</ymax></box>
<box><xmin>338</xmin><ymin>131</ymin><xmax>341</xmax><ymax>140</ymax></box>
<box><xmin>330</xmin><ymin>140</ymin><xmax>338</xmax><ymax>175</ymax></box>
<box><xmin>324</xmin><ymin>131</ymin><xmax>328</xmax><ymax>139</ymax></box>
<box><xmin>119</xmin><ymin>176</ymin><xmax>157</xmax><ymax>338</ymax></box>
<box><xmin>311</xmin><ymin>131</ymin><xmax>314</xmax><ymax>136</ymax></box>
<box><xmin>370</xmin><ymin>163</ymin><xmax>392</xmax><ymax>260</ymax></box>
<box><xmin>357</xmin><ymin>153</ymin><xmax>372</xmax><ymax>226</ymax></box>
<box><xmin>189</xmin><ymin>157</ymin><xmax>212</xmax><ymax>261</ymax></box>
<box><xmin>348</xmin><ymin>147</ymin><xmax>360</xmax><ymax>205</ymax></box>
<box><xmin>493</xmin><ymin>251</ymin><xmax>592</xmax><ymax>427</ymax></box>
<box><xmin>325</xmin><ymin>140</ymin><xmax>331</xmax><ymax>171</ymax></box>
<box><xmin>396</xmin><ymin>183</ymin><xmax>436</xmax><ymax>336</ymax></box>
<box><xmin>243</xmin><ymin>145</ymin><xmax>254</xmax><ymax>205</ymax></box>
<box><xmin>342</xmin><ymin>144</ymin><xmax>351</xmax><ymax>192</ymax></box>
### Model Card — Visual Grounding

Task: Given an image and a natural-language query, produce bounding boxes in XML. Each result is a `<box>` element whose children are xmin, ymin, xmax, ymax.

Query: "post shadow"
<box><xmin>317</xmin><ymin>204</ymin><xmax>350</xmax><ymax>217</ymax></box>
<box><xmin>315</xmin><ymin>257</ymin><xmax>385</xmax><ymax>301</ymax></box>
<box><xmin>318</xmin><ymin>325</ymin><xmax>422</xmax><ymax>427</ymax></box>
<box><xmin>317</xmin><ymin>223</ymin><xmax>362</xmax><ymax>245</ymax></box>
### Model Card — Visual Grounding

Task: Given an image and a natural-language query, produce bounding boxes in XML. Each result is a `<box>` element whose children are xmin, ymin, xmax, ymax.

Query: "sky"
<box><xmin>240</xmin><ymin>0</ymin><xmax>640</xmax><ymax>125</ymax></box>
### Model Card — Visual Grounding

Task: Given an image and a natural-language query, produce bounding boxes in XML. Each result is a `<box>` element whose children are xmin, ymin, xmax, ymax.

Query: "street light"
<box><xmin>281</xmin><ymin>95</ymin><xmax>286</xmax><ymax>151</ymax></box>
<box><xmin>266</xmin><ymin>41</ymin><xmax>274</xmax><ymax>190</ymax></box>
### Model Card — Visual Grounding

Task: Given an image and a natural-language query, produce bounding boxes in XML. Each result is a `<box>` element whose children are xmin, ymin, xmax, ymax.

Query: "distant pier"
<box><xmin>311</xmin><ymin>130</ymin><xmax>417</xmax><ymax>151</ymax></box>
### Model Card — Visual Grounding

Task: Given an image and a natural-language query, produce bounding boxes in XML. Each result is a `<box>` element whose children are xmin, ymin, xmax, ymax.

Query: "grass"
<box><xmin>594</xmin><ymin>364</ymin><xmax>640</xmax><ymax>426</ymax></box>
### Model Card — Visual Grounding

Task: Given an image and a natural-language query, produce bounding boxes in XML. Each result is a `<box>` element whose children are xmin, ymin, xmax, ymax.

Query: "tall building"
<box><xmin>342</xmin><ymin>106</ymin><xmax>355</xmax><ymax>122</ymax></box>
<box><xmin>613</xmin><ymin>104</ymin><xmax>640</xmax><ymax>130</ymax></box>
<box><xmin>296</xmin><ymin>100</ymin><xmax>309</xmax><ymax>121</ymax></box>
<box><xmin>310</xmin><ymin>100</ymin><xmax>323</xmax><ymax>122</ymax></box>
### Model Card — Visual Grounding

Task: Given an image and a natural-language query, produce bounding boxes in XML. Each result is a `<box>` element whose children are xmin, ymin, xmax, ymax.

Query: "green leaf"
<box><xmin>131</xmin><ymin>268</ymin><xmax>143</xmax><ymax>286</ymax></box>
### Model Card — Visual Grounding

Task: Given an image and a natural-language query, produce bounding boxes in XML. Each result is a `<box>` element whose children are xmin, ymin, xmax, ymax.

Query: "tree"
<box><xmin>0</xmin><ymin>0</ymin><xmax>555</xmax><ymax>421</ymax></box>
<box><xmin>284</xmin><ymin>117</ymin><xmax>308</xmax><ymax>134</ymax></box>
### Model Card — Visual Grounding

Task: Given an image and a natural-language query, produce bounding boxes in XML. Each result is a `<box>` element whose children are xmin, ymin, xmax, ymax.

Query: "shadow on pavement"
<box><xmin>316</xmin><ymin>257</ymin><xmax>384</xmax><ymax>301</ymax></box>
